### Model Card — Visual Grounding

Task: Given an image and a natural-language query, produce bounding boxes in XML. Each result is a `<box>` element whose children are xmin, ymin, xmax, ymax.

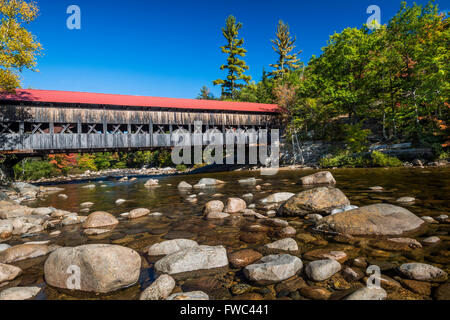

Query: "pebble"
<box><xmin>167</xmin><ymin>291</ymin><xmax>209</xmax><ymax>300</ymax></box>
<box><xmin>421</xmin><ymin>236</ymin><xmax>441</xmax><ymax>245</ymax></box>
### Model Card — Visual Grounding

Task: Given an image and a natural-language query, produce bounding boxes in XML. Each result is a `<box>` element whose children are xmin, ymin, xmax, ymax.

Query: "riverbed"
<box><xmin>4</xmin><ymin>167</ymin><xmax>450</xmax><ymax>300</ymax></box>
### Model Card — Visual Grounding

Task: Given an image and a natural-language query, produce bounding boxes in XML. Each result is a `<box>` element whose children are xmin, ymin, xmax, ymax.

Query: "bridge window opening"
<box><xmin>0</xmin><ymin>122</ymin><xmax>19</xmax><ymax>134</ymax></box>
<box><xmin>82</xmin><ymin>123</ymin><xmax>103</xmax><ymax>134</ymax></box>
<box><xmin>106</xmin><ymin>124</ymin><xmax>127</xmax><ymax>134</ymax></box>
<box><xmin>54</xmin><ymin>123</ymin><xmax>77</xmax><ymax>134</ymax></box>
<box><xmin>154</xmin><ymin>125</ymin><xmax>170</xmax><ymax>134</ymax></box>
<box><xmin>131</xmin><ymin>124</ymin><xmax>149</xmax><ymax>134</ymax></box>
<box><xmin>24</xmin><ymin>122</ymin><xmax>50</xmax><ymax>134</ymax></box>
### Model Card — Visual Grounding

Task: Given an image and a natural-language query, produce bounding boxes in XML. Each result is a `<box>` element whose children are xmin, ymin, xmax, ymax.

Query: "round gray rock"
<box><xmin>398</xmin><ymin>263</ymin><xmax>448</xmax><ymax>282</ymax></box>
<box><xmin>305</xmin><ymin>259</ymin><xmax>342</xmax><ymax>281</ymax></box>
<box><xmin>44</xmin><ymin>244</ymin><xmax>141</xmax><ymax>293</ymax></box>
<box><xmin>244</xmin><ymin>254</ymin><xmax>303</xmax><ymax>283</ymax></box>
<box><xmin>154</xmin><ymin>245</ymin><xmax>228</xmax><ymax>275</ymax></box>
<box><xmin>148</xmin><ymin>239</ymin><xmax>198</xmax><ymax>256</ymax></box>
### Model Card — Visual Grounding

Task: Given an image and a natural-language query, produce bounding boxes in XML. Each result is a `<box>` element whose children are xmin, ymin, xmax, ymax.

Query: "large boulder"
<box><xmin>300</xmin><ymin>171</ymin><xmax>336</xmax><ymax>185</ymax></box>
<box><xmin>82</xmin><ymin>211</ymin><xmax>119</xmax><ymax>229</ymax></box>
<box><xmin>243</xmin><ymin>254</ymin><xmax>303</xmax><ymax>284</ymax></box>
<box><xmin>0</xmin><ymin>244</ymin><xmax>52</xmax><ymax>263</ymax></box>
<box><xmin>148</xmin><ymin>239</ymin><xmax>198</xmax><ymax>256</ymax></box>
<box><xmin>279</xmin><ymin>187</ymin><xmax>350</xmax><ymax>216</ymax></box>
<box><xmin>154</xmin><ymin>245</ymin><xmax>228</xmax><ymax>275</ymax></box>
<box><xmin>224</xmin><ymin>198</ymin><xmax>246</xmax><ymax>213</ymax></box>
<box><xmin>140</xmin><ymin>274</ymin><xmax>175</xmax><ymax>300</ymax></box>
<box><xmin>260</xmin><ymin>192</ymin><xmax>295</xmax><ymax>204</ymax></box>
<box><xmin>316</xmin><ymin>204</ymin><xmax>426</xmax><ymax>236</ymax></box>
<box><xmin>44</xmin><ymin>244</ymin><xmax>141</xmax><ymax>293</ymax></box>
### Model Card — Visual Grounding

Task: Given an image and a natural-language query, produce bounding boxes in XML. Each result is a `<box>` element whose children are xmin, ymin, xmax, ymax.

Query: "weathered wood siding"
<box><xmin>0</xmin><ymin>105</ymin><xmax>276</xmax><ymax>126</ymax></box>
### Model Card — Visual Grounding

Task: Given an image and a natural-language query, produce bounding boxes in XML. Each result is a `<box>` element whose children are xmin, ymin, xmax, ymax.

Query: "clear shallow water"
<box><xmin>6</xmin><ymin>167</ymin><xmax>450</xmax><ymax>300</ymax></box>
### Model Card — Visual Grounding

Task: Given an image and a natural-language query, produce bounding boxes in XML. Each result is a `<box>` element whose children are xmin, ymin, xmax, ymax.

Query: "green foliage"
<box><xmin>197</xmin><ymin>86</ymin><xmax>215</xmax><ymax>100</ymax></box>
<box><xmin>0</xmin><ymin>0</ymin><xmax>43</xmax><ymax>92</ymax></box>
<box><xmin>157</xmin><ymin>150</ymin><xmax>172</xmax><ymax>167</ymax></box>
<box><xmin>438</xmin><ymin>150</ymin><xmax>449</xmax><ymax>160</ymax></box>
<box><xmin>343</xmin><ymin>123</ymin><xmax>372</xmax><ymax>153</ymax></box>
<box><xmin>13</xmin><ymin>159</ymin><xmax>57</xmax><ymax>181</ymax></box>
<box><xmin>319</xmin><ymin>150</ymin><xmax>402</xmax><ymax>168</ymax></box>
<box><xmin>176</xmin><ymin>164</ymin><xmax>188</xmax><ymax>172</ymax></box>
<box><xmin>370</xmin><ymin>151</ymin><xmax>403</xmax><ymax>167</ymax></box>
<box><xmin>213</xmin><ymin>15</ymin><xmax>252</xmax><ymax>99</ymax></box>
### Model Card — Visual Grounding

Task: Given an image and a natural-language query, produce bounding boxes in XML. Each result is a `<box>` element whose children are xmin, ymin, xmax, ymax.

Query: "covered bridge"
<box><xmin>0</xmin><ymin>89</ymin><xmax>279</xmax><ymax>154</ymax></box>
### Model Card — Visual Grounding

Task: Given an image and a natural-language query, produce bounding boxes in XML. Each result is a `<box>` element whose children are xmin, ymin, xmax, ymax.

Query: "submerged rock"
<box><xmin>44</xmin><ymin>244</ymin><xmax>141</xmax><ymax>293</ymax></box>
<box><xmin>148</xmin><ymin>239</ymin><xmax>198</xmax><ymax>256</ymax></box>
<box><xmin>398</xmin><ymin>263</ymin><xmax>448</xmax><ymax>282</ymax></box>
<box><xmin>345</xmin><ymin>287</ymin><xmax>387</xmax><ymax>300</ymax></box>
<box><xmin>154</xmin><ymin>245</ymin><xmax>228</xmax><ymax>274</ymax></box>
<box><xmin>167</xmin><ymin>291</ymin><xmax>209</xmax><ymax>300</ymax></box>
<box><xmin>396</xmin><ymin>197</ymin><xmax>416</xmax><ymax>204</ymax></box>
<box><xmin>260</xmin><ymin>192</ymin><xmax>295</xmax><ymax>204</ymax></box>
<box><xmin>177</xmin><ymin>181</ymin><xmax>193</xmax><ymax>189</ymax></box>
<box><xmin>244</xmin><ymin>254</ymin><xmax>303</xmax><ymax>284</ymax></box>
<box><xmin>140</xmin><ymin>274</ymin><xmax>175</xmax><ymax>300</ymax></box>
<box><xmin>228</xmin><ymin>249</ymin><xmax>263</xmax><ymax>268</ymax></box>
<box><xmin>145</xmin><ymin>179</ymin><xmax>159</xmax><ymax>187</ymax></box>
<box><xmin>279</xmin><ymin>187</ymin><xmax>350</xmax><ymax>216</ymax></box>
<box><xmin>0</xmin><ymin>244</ymin><xmax>52</xmax><ymax>263</ymax></box>
<box><xmin>128</xmin><ymin>208</ymin><xmax>150</xmax><ymax>219</ymax></box>
<box><xmin>300</xmin><ymin>171</ymin><xmax>336</xmax><ymax>185</ymax></box>
<box><xmin>0</xmin><ymin>286</ymin><xmax>41</xmax><ymax>300</ymax></box>
<box><xmin>316</xmin><ymin>204</ymin><xmax>425</xmax><ymax>236</ymax></box>
<box><xmin>264</xmin><ymin>238</ymin><xmax>298</xmax><ymax>252</ymax></box>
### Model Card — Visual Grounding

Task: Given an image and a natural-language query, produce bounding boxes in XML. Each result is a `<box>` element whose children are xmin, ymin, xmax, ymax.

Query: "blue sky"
<box><xmin>21</xmin><ymin>0</ymin><xmax>449</xmax><ymax>99</ymax></box>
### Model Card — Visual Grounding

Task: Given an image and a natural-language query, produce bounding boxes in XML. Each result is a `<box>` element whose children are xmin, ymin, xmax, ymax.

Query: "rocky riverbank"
<box><xmin>0</xmin><ymin>170</ymin><xmax>449</xmax><ymax>300</ymax></box>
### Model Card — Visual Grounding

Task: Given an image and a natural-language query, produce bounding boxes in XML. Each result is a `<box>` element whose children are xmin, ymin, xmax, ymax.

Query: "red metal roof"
<box><xmin>0</xmin><ymin>89</ymin><xmax>279</xmax><ymax>113</ymax></box>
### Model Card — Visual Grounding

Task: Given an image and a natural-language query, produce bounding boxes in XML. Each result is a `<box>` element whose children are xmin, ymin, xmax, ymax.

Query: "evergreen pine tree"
<box><xmin>269</xmin><ymin>20</ymin><xmax>301</xmax><ymax>78</ymax></box>
<box><xmin>213</xmin><ymin>15</ymin><xmax>251</xmax><ymax>99</ymax></box>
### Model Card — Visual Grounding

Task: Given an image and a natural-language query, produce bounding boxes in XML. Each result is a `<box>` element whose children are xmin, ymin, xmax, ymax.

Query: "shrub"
<box><xmin>13</xmin><ymin>159</ymin><xmax>58</xmax><ymax>181</ymax></box>
<box><xmin>370</xmin><ymin>151</ymin><xmax>403</xmax><ymax>167</ymax></box>
<box><xmin>319</xmin><ymin>150</ymin><xmax>402</xmax><ymax>168</ymax></box>
<box><xmin>176</xmin><ymin>164</ymin><xmax>188</xmax><ymax>172</ymax></box>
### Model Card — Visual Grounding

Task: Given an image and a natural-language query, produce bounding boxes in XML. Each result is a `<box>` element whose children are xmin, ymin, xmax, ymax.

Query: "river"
<box><xmin>7</xmin><ymin>167</ymin><xmax>450</xmax><ymax>300</ymax></box>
